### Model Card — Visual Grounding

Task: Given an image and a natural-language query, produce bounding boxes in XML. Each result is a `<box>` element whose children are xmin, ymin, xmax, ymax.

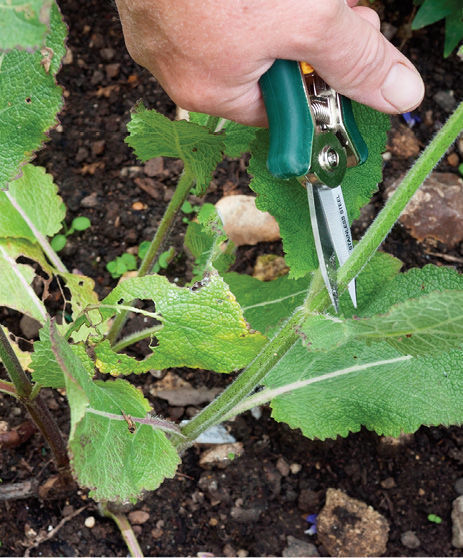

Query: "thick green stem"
<box><xmin>106</xmin><ymin>170</ymin><xmax>194</xmax><ymax>345</ymax></box>
<box><xmin>0</xmin><ymin>326</ymin><xmax>70</xmax><ymax>474</ymax></box>
<box><xmin>175</xmin><ymin>103</ymin><xmax>463</xmax><ymax>447</ymax></box>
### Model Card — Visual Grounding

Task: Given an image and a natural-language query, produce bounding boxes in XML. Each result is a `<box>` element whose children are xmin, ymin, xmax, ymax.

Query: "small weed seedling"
<box><xmin>1</xmin><ymin>1</ymin><xmax>463</xmax><ymax>555</ymax></box>
<box><xmin>51</xmin><ymin>216</ymin><xmax>91</xmax><ymax>252</ymax></box>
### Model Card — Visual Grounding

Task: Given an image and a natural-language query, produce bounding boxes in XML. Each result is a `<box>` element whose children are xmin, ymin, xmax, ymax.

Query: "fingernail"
<box><xmin>381</xmin><ymin>63</ymin><xmax>425</xmax><ymax>112</ymax></box>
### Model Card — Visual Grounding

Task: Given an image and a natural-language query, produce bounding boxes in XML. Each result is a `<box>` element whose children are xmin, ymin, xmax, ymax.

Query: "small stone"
<box><xmin>317</xmin><ymin>488</ymin><xmax>389</xmax><ymax>557</ymax></box>
<box><xmin>151</xmin><ymin>527</ymin><xmax>163</xmax><ymax>539</ymax></box>
<box><xmin>80</xmin><ymin>192</ymin><xmax>99</xmax><ymax>208</ymax></box>
<box><xmin>131</xmin><ymin>201</ymin><xmax>146</xmax><ymax>211</ymax></box>
<box><xmin>84</xmin><ymin>516</ymin><xmax>95</xmax><ymax>528</ymax></box>
<box><xmin>386</xmin><ymin>172</ymin><xmax>463</xmax><ymax>248</ymax></box>
<box><xmin>199</xmin><ymin>442</ymin><xmax>244</xmax><ymax>470</ymax></box>
<box><xmin>144</xmin><ymin>157</ymin><xmax>164</xmax><ymax>177</ymax></box>
<box><xmin>452</xmin><ymin>495</ymin><xmax>463</xmax><ymax>548</ymax></box>
<box><xmin>19</xmin><ymin>315</ymin><xmax>41</xmax><ymax>339</ymax></box>
<box><xmin>290</xmin><ymin>463</ymin><xmax>302</xmax><ymax>474</ymax></box>
<box><xmin>282</xmin><ymin>536</ymin><xmax>320</xmax><ymax>557</ymax></box>
<box><xmin>215</xmin><ymin>195</ymin><xmax>280</xmax><ymax>247</ymax></box>
<box><xmin>91</xmin><ymin>140</ymin><xmax>106</xmax><ymax>156</ymax></box>
<box><xmin>401</xmin><ymin>530</ymin><xmax>421</xmax><ymax>549</ymax></box>
<box><xmin>276</xmin><ymin>457</ymin><xmax>290</xmax><ymax>477</ymax></box>
<box><xmin>434</xmin><ymin>90</ymin><xmax>457</xmax><ymax>113</ymax></box>
<box><xmin>230</xmin><ymin>505</ymin><xmax>263</xmax><ymax>523</ymax></box>
<box><xmin>380</xmin><ymin>477</ymin><xmax>396</xmax><ymax>489</ymax></box>
<box><xmin>237</xmin><ymin>550</ymin><xmax>249</xmax><ymax>557</ymax></box>
<box><xmin>447</xmin><ymin>152</ymin><xmax>460</xmax><ymax>167</ymax></box>
<box><xmin>134</xmin><ymin>176</ymin><xmax>162</xmax><ymax>199</ymax></box>
<box><xmin>222</xmin><ymin>543</ymin><xmax>236</xmax><ymax>557</ymax></box>
<box><xmin>106</xmin><ymin>63</ymin><xmax>120</xmax><ymax>79</ymax></box>
<box><xmin>90</xmin><ymin>70</ymin><xmax>104</xmax><ymax>85</ymax></box>
<box><xmin>100</xmin><ymin>47</ymin><xmax>115</xmax><ymax>61</ymax></box>
<box><xmin>455</xmin><ymin>478</ymin><xmax>463</xmax><ymax>495</ymax></box>
<box><xmin>128</xmin><ymin>510</ymin><xmax>150</xmax><ymax>525</ymax></box>
<box><xmin>75</xmin><ymin>146</ymin><xmax>89</xmax><ymax>163</ymax></box>
<box><xmin>209</xmin><ymin>517</ymin><xmax>218</xmax><ymax>526</ymax></box>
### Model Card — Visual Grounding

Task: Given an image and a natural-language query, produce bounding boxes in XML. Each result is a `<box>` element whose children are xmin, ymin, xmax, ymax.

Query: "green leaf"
<box><xmin>0</xmin><ymin>165</ymin><xmax>65</xmax><ymax>240</ymax></box>
<box><xmin>412</xmin><ymin>0</ymin><xmax>459</xmax><ymax>28</ymax></box>
<box><xmin>100</xmin><ymin>272</ymin><xmax>267</xmax><ymax>373</ymax></box>
<box><xmin>262</xmin><ymin>339</ymin><xmax>463</xmax><ymax>440</ymax></box>
<box><xmin>48</xmin><ymin>321</ymin><xmax>180</xmax><ymax>502</ymax></box>
<box><xmin>0</xmin><ymin>7</ymin><xmax>65</xmax><ymax>189</ymax></box>
<box><xmin>248</xmin><ymin>104</ymin><xmax>389</xmax><ymax>278</ymax></box>
<box><xmin>303</xmin><ymin>290</ymin><xmax>463</xmax><ymax>357</ymax></box>
<box><xmin>0</xmin><ymin>0</ymin><xmax>51</xmax><ymax>50</ymax></box>
<box><xmin>126</xmin><ymin>103</ymin><xmax>224</xmax><ymax>195</ymax></box>
<box><xmin>444</xmin><ymin>14</ymin><xmax>463</xmax><ymax>57</ymax></box>
<box><xmin>71</xmin><ymin>216</ymin><xmax>91</xmax><ymax>231</ymax></box>
<box><xmin>223</xmin><ymin>272</ymin><xmax>309</xmax><ymax>335</ymax></box>
<box><xmin>0</xmin><ymin>239</ymin><xmax>47</xmax><ymax>322</ymax></box>
<box><xmin>94</xmin><ymin>340</ymin><xmax>155</xmax><ymax>375</ymax></box>
<box><xmin>51</xmin><ymin>234</ymin><xmax>66</xmax><ymax>252</ymax></box>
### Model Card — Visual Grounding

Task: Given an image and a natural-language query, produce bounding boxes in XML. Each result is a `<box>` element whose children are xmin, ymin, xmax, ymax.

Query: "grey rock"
<box><xmin>276</xmin><ymin>457</ymin><xmax>290</xmax><ymax>477</ymax></box>
<box><xmin>317</xmin><ymin>488</ymin><xmax>389</xmax><ymax>557</ymax></box>
<box><xmin>199</xmin><ymin>442</ymin><xmax>244</xmax><ymax>470</ymax></box>
<box><xmin>19</xmin><ymin>315</ymin><xmax>41</xmax><ymax>339</ymax></box>
<box><xmin>100</xmin><ymin>47</ymin><xmax>115</xmax><ymax>61</ymax></box>
<box><xmin>282</xmin><ymin>536</ymin><xmax>319</xmax><ymax>557</ymax></box>
<box><xmin>452</xmin><ymin>495</ymin><xmax>463</xmax><ymax>548</ymax></box>
<box><xmin>105</xmin><ymin>63</ymin><xmax>120</xmax><ymax>79</ymax></box>
<box><xmin>80</xmin><ymin>192</ymin><xmax>98</xmax><ymax>208</ymax></box>
<box><xmin>434</xmin><ymin>90</ymin><xmax>458</xmax><ymax>113</ymax></box>
<box><xmin>230</xmin><ymin>506</ymin><xmax>263</xmax><ymax>523</ymax></box>
<box><xmin>401</xmin><ymin>530</ymin><xmax>421</xmax><ymax>549</ymax></box>
<box><xmin>455</xmin><ymin>477</ymin><xmax>463</xmax><ymax>495</ymax></box>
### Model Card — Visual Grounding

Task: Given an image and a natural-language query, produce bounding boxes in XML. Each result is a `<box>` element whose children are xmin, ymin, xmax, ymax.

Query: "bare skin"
<box><xmin>115</xmin><ymin>0</ymin><xmax>425</xmax><ymax>126</ymax></box>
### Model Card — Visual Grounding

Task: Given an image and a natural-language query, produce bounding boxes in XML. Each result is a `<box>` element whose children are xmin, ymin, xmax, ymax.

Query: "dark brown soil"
<box><xmin>1</xmin><ymin>0</ymin><xmax>463</xmax><ymax>556</ymax></box>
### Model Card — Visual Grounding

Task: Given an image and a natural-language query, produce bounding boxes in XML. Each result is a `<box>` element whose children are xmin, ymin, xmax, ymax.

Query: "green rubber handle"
<box><xmin>340</xmin><ymin>96</ymin><xmax>368</xmax><ymax>165</ymax></box>
<box><xmin>259</xmin><ymin>59</ymin><xmax>314</xmax><ymax>179</ymax></box>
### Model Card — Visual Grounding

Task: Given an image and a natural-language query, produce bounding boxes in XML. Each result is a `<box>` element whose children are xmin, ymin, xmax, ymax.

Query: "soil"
<box><xmin>1</xmin><ymin>0</ymin><xmax>463</xmax><ymax>556</ymax></box>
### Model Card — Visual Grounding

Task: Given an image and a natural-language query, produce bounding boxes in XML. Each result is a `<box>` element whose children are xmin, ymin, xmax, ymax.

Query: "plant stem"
<box><xmin>106</xmin><ymin>169</ymin><xmax>194</xmax><ymax>345</ymax></box>
<box><xmin>172</xmin><ymin>308</ymin><xmax>305</xmax><ymax>450</ymax></box>
<box><xmin>111</xmin><ymin>325</ymin><xmax>162</xmax><ymax>353</ymax></box>
<box><xmin>0</xmin><ymin>326</ymin><xmax>70</xmax><ymax>475</ymax></box>
<box><xmin>100</xmin><ymin>504</ymin><xmax>144</xmax><ymax>558</ymax></box>
<box><xmin>0</xmin><ymin>379</ymin><xmax>18</xmax><ymax>398</ymax></box>
<box><xmin>175</xmin><ymin>102</ymin><xmax>463</xmax><ymax>447</ymax></box>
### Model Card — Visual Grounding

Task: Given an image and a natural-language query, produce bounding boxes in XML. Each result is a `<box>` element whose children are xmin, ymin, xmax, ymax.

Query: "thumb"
<box><xmin>283</xmin><ymin>3</ymin><xmax>424</xmax><ymax>114</ymax></box>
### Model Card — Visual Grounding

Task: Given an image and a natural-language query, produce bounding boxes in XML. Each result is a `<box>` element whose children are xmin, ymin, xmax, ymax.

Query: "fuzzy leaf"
<box><xmin>126</xmin><ymin>103</ymin><xmax>224</xmax><ymax>195</ymax></box>
<box><xmin>412</xmin><ymin>0</ymin><xmax>459</xmax><ymax>28</ymax></box>
<box><xmin>0</xmin><ymin>8</ymin><xmax>65</xmax><ymax>189</ymax></box>
<box><xmin>48</xmin><ymin>321</ymin><xmax>180</xmax><ymax>502</ymax></box>
<box><xmin>100</xmin><ymin>272</ymin><xmax>267</xmax><ymax>373</ymax></box>
<box><xmin>0</xmin><ymin>0</ymin><xmax>51</xmax><ymax>50</ymax></box>
<box><xmin>264</xmin><ymin>339</ymin><xmax>463</xmax><ymax>440</ymax></box>
<box><xmin>248</xmin><ymin>103</ymin><xmax>389</xmax><ymax>278</ymax></box>
<box><xmin>0</xmin><ymin>165</ymin><xmax>65</xmax><ymax>240</ymax></box>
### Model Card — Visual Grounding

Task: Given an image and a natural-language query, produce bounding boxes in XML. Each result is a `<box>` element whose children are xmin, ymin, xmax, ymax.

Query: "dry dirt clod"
<box><xmin>386</xmin><ymin>172</ymin><xmax>463</xmax><ymax>248</ymax></box>
<box><xmin>451</xmin><ymin>495</ymin><xmax>463</xmax><ymax>548</ymax></box>
<box><xmin>282</xmin><ymin>535</ymin><xmax>320</xmax><ymax>557</ymax></box>
<box><xmin>317</xmin><ymin>488</ymin><xmax>389</xmax><ymax>557</ymax></box>
<box><xmin>215</xmin><ymin>195</ymin><xmax>280</xmax><ymax>247</ymax></box>
<box><xmin>199</xmin><ymin>442</ymin><xmax>244</xmax><ymax>470</ymax></box>
<box><xmin>388</xmin><ymin>124</ymin><xmax>421</xmax><ymax>158</ymax></box>
<box><xmin>401</xmin><ymin>530</ymin><xmax>421</xmax><ymax>549</ymax></box>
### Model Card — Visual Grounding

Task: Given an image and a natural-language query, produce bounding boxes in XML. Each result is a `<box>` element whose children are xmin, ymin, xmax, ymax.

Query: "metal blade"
<box><xmin>306</xmin><ymin>182</ymin><xmax>357</xmax><ymax>311</ymax></box>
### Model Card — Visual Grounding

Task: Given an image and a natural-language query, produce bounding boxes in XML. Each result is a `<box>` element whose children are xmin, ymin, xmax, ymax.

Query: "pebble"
<box><xmin>401</xmin><ymin>530</ymin><xmax>421</xmax><ymax>549</ymax></box>
<box><xmin>386</xmin><ymin>172</ymin><xmax>463</xmax><ymax>248</ymax></box>
<box><xmin>100</xmin><ymin>47</ymin><xmax>115</xmax><ymax>61</ymax></box>
<box><xmin>131</xmin><ymin>201</ymin><xmax>147</xmax><ymax>211</ymax></box>
<box><xmin>290</xmin><ymin>463</ymin><xmax>302</xmax><ymax>474</ymax></box>
<box><xmin>84</xmin><ymin>516</ymin><xmax>95</xmax><ymax>528</ymax></box>
<box><xmin>434</xmin><ymin>90</ymin><xmax>457</xmax><ymax>113</ymax></box>
<box><xmin>80</xmin><ymin>192</ymin><xmax>99</xmax><ymax>208</ymax></box>
<box><xmin>380</xmin><ymin>477</ymin><xmax>396</xmax><ymax>489</ymax></box>
<box><xmin>128</xmin><ymin>510</ymin><xmax>150</xmax><ymax>525</ymax></box>
<box><xmin>75</xmin><ymin>146</ymin><xmax>89</xmax><ymax>163</ymax></box>
<box><xmin>144</xmin><ymin>157</ymin><xmax>164</xmax><ymax>177</ymax></box>
<box><xmin>282</xmin><ymin>536</ymin><xmax>319</xmax><ymax>557</ymax></box>
<box><xmin>317</xmin><ymin>488</ymin><xmax>389</xmax><ymax>557</ymax></box>
<box><xmin>452</xmin><ymin>495</ymin><xmax>463</xmax><ymax>548</ymax></box>
<box><xmin>276</xmin><ymin>457</ymin><xmax>290</xmax><ymax>477</ymax></box>
<box><xmin>230</xmin><ymin>505</ymin><xmax>263</xmax><ymax>523</ymax></box>
<box><xmin>447</xmin><ymin>152</ymin><xmax>460</xmax><ymax>167</ymax></box>
<box><xmin>19</xmin><ymin>315</ymin><xmax>41</xmax><ymax>339</ymax></box>
<box><xmin>215</xmin><ymin>195</ymin><xmax>280</xmax><ymax>247</ymax></box>
<box><xmin>455</xmin><ymin>478</ymin><xmax>463</xmax><ymax>495</ymax></box>
<box><xmin>105</xmin><ymin>63</ymin><xmax>120</xmax><ymax>79</ymax></box>
<box><xmin>199</xmin><ymin>442</ymin><xmax>244</xmax><ymax>470</ymax></box>
<box><xmin>91</xmin><ymin>140</ymin><xmax>106</xmax><ymax>156</ymax></box>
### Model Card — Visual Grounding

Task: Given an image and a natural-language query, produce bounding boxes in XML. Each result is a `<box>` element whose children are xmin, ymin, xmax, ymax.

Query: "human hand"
<box><xmin>115</xmin><ymin>0</ymin><xmax>425</xmax><ymax>126</ymax></box>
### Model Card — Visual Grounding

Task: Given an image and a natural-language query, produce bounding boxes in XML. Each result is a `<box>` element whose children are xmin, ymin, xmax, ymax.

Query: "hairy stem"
<box><xmin>175</xmin><ymin>102</ymin><xmax>463</xmax><ymax>446</ymax></box>
<box><xmin>0</xmin><ymin>326</ymin><xmax>70</xmax><ymax>474</ymax></box>
<box><xmin>106</xmin><ymin>169</ymin><xmax>194</xmax><ymax>345</ymax></box>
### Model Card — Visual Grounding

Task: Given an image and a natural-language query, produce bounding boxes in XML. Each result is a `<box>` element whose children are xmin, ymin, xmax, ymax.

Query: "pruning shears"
<box><xmin>260</xmin><ymin>60</ymin><xmax>368</xmax><ymax>312</ymax></box>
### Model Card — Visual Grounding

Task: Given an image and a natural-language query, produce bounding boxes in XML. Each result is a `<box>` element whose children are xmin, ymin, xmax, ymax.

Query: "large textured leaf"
<box><xmin>0</xmin><ymin>0</ymin><xmax>51</xmax><ymax>50</ymax></box>
<box><xmin>48</xmin><ymin>322</ymin><xmax>180</xmax><ymax>502</ymax></box>
<box><xmin>302</xmin><ymin>290</ymin><xmax>463</xmax><ymax>356</ymax></box>
<box><xmin>0</xmin><ymin>4</ymin><xmax>65</xmax><ymax>189</ymax></box>
<box><xmin>99</xmin><ymin>272</ymin><xmax>267</xmax><ymax>374</ymax></box>
<box><xmin>0</xmin><ymin>240</ymin><xmax>47</xmax><ymax>322</ymax></box>
<box><xmin>263</xmin><ymin>339</ymin><xmax>463</xmax><ymax>439</ymax></box>
<box><xmin>0</xmin><ymin>165</ymin><xmax>65</xmax><ymax>240</ymax></box>
<box><xmin>126</xmin><ymin>103</ymin><xmax>224</xmax><ymax>195</ymax></box>
<box><xmin>248</xmin><ymin>104</ymin><xmax>389</xmax><ymax>278</ymax></box>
